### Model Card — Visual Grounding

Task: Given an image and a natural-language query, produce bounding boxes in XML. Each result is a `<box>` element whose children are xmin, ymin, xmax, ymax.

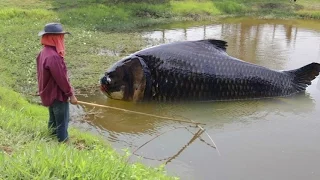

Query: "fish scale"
<box><xmin>139</xmin><ymin>53</ymin><xmax>288</xmax><ymax>101</ymax></box>
<box><xmin>101</xmin><ymin>39</ymin><xmax>320</xmax><ymax>102</ymax></box>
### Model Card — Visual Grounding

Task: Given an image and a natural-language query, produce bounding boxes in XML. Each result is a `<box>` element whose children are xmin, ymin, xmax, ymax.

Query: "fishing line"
<box><xmin>77</xmin><ymin>100</ymin><xmax>221</xmax><ymax>157</ymax></box>
<box><xmin>77</xmin><ymin>100</ymin><xmax>205</xmax><ymax>125</ymax></box>
<box><xmin>28</xmin><ymin>93</ymin><xmax>220</xmax><ymax>156</ymax></box>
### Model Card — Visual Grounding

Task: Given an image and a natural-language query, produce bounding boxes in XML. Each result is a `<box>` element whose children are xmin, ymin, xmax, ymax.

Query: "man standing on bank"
<box><xmin>36</xmin><ymin>23</ymin><xmax>78</xmax><ymax>143</ymax></box>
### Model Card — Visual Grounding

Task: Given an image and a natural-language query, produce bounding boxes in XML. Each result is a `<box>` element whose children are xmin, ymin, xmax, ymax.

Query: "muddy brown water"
<box><xmin>72</xmin><ymin>18</ymin><xmax>320</xmax><ymax>180</ymax></box>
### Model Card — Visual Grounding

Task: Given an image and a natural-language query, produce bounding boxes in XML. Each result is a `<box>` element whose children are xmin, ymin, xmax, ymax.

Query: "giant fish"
<box><xmin>100</xmin><ymin>39</ymin><xmax>320</xmax><ymax>102</ymax></box>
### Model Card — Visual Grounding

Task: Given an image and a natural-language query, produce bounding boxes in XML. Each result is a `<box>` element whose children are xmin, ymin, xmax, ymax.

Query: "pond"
<box><xmin>73</xmin><ymin>18</ymin><xmax>320</xmax><ymax>180</ymax></box>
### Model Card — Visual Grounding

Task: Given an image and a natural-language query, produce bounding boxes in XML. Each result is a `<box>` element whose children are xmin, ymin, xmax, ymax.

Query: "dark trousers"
<box><xmin>48</xmin><ymin>100</ymin><xmax>69</xmax><ymax>142</ymax></box>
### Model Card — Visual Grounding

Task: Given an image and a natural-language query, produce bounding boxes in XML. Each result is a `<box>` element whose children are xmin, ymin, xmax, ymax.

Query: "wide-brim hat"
<box><xmin>38</xmin><ymin>23</ymin><xmax>71</xmax><ymax>36</ymax></box>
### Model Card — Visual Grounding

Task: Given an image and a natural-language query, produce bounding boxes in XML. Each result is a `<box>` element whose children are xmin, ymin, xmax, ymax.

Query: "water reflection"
<box><xmin>74</xmin><ymin>18</ymin><xmax>320</xmax><ymax>180</ymax></box>
<box><xmin>143</xmin><ymin>18</ymin><xmax>320</xmax><ymax>70</ymax></box>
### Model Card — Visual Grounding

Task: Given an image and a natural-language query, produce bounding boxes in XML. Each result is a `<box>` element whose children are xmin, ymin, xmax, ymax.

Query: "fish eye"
<box><xmin>107</xmin><ymin>76</ymin><xmax>111</xmax><ymax>83</ymax></box>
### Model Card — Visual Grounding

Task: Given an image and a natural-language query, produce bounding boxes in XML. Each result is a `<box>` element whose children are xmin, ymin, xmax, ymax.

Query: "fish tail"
<box><xmin>284</xmin><ymin>62</ymin><xmax>320</xmax><ymax>91</ymax></box>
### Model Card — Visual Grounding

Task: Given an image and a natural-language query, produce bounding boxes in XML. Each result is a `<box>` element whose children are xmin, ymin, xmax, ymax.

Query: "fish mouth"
<box><xmin>100</xmin><ymin>75</ymin><xmax>111</xmax><ymax>97</ymax></box>
<box><xmin>100</xmin><ymin>84</ymin><xmax>111</xmax><ymax>97</ymax></box>
<box><xmin>100</xmin><ymin>83</ymin><xmax>126</xmax><ymax>100</ymax></box>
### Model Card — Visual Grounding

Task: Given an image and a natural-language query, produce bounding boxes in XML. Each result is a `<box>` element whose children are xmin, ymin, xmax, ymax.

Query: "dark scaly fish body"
<box><xmin>100</xmin><ymin>39</ymin><xmax>320</xmax><ymax>102</ymax></box>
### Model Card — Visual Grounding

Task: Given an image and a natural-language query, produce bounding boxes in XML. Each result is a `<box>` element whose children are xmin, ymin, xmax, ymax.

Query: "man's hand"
<box><xmin>70</xmin><ymin>95</ymin><xmax>78</xmax><ymax>105</ymax></box>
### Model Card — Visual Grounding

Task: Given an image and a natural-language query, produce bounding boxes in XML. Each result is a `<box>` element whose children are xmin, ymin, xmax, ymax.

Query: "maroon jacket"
<box><xmin>36</xmin><ymin>46</ymin><xmax>73</xmax><ymax>106</ymax></box>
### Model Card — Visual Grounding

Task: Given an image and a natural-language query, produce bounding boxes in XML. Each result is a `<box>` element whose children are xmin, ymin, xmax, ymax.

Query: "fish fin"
<box><xmin>198</xmin><ymin>39</ymin><xmax>228</xmax><ymax>52</ymax></box>
<box><xmin>284</xmin><ymin>62</ymin><xmax>320</xmax><ymax>91</ymax></box>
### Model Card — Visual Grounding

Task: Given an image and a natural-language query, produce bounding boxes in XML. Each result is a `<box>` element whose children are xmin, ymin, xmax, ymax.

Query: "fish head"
<box><xmin>100</xmin><ymin>57</ymin><xmax>147</xmax><ymax>102</ymax></box>
<box><xmin>100</xmin><ymin>62</ymin><xmax>126</xmax><ymax>100</ymax></box>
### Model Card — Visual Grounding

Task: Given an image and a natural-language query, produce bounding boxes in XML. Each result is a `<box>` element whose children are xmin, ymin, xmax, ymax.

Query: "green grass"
<box><xmin>0</xmin><ymin>0</ymin><xmax>49</xmax><ymax>9</ymax></box>
<box><xmin>208</xmin><ymin>0</ymin><xmax>320</xmax><ymax>19</ymax></box>
<box><xmin>0</xmin><ymin>86</ymin><xmax>176</xmax><ymax>179</ymax></box>
<box><xmin>294</xmin><ymin>0</ymin><xmax>320</xmax><ymax>18</ymax></box>
<box><xmin>170</xmin><ymin>1</ymin><xmax>221</xmax><ymax>16</ymax></box>
<box><xmin>296</xmin><ymin>10</ymin><xmax>320</xmax><ymax>19</ymax></box>
<box><xmin>214</xmin><ymin>1</ymin><xmax>247</xmax><ymax>14</ymax></box>
<box><xmin>58</xmin><ymin>3</ymin><xmax>172</xmax><ymax>32</ymax></box>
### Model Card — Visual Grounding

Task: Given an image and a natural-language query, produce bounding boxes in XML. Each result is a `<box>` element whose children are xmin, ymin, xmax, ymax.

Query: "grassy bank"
<box><xmin>43</xmin><ymin>0</ymin><xmax>320</xmax><ymax>31</ymax></box>
<box><xmin>0</xmin><ymin>86</ymin><xmax>176</xmax><ymax>179</ymax></box>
